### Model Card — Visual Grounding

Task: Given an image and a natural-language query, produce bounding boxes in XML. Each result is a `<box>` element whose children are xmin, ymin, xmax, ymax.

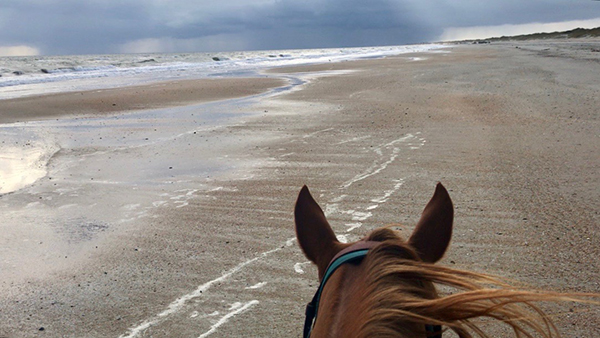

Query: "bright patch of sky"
<box><xmin>441</xmin><ymin>18</ymin><xmax>600</xmax><ymax>41</ymax></box>
<box><xmin>0</xmin><ymin>45</ymin><xmax>40</xmax><ymax>56</ymax></box>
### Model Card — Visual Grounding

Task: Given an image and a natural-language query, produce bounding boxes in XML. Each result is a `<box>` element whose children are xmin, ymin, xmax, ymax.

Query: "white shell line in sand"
<box><xmin>341</xmin><ymin>180</ymin><xmax>406</xmax><ymax>233</ymax></box>
<box><xmin>324</xmin><ymin>203</ymin><xmax>341</xmax><ymax>217</ymax></box>
<box><xmin>370</xmin><ymin>179</ymin><xmax>405</xmax><ymax>204</ymax></box>
<box><xmin>245</xmin><ymin>282</ymin><xmax>267</xmax><ymax>290</ymax></box>
<box><xmin>303</xmin><ymin>127</ymin><xmax>335</xmax><ymax>139</ymax></box>
<box><xmin>190</xmin><ymin>310</ymin><xmax>219</xmax><ymax>319</ymax></box>
<box><xmin>335</xmin><ymin>135</ymin><xmax>372</xmax><ymax>145</ymax></box>
<box><xmin>341</xmin><ymin>134</ymin><xmax>414</xmax><ymax>189</ymax></box>
<box><xmin>119</xmin><ymin>239</ymin><xmax>294</xmax><ymax>338</ymax></box>
<box><xmin>197</xmin><ymin>300</ymin><xmax>259</xmax><ymax>338</ymax></box>
<box><xmin>294</xmin><ymin>261</ymin><xmax>312</xmax><ymax>274</ymax></box>
<box><xmin>351</xmin><ymin>211</ymin><xmax>372</xmax><ymax>221</ymax></box>
<box><xmin>330</xmin><ymin>134</ymin><xmax>422</xmax><ymax>233</ymax></box>
<box><xmin>345</xmin><ymin>222</ymin><xmax>362</xmax><ymax>232</ymax></box>
<box><xmin>58</xmin><ymin>203</ymin><xmax>78</xmax><ymax>209</ymax></box>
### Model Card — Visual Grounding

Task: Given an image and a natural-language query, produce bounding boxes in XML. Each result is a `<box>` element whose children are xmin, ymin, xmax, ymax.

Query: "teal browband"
<box><xmin>313</xmin><ymin>249</ymin><xmax>371</xmax><ymax>322</ymax></box>
<box><xmin>303</xmin><ymin>246</ymin><xmax>372</xmax><ymax>338</ymax></box>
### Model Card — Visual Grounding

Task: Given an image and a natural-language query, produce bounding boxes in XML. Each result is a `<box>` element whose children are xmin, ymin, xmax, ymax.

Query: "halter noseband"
<box><xmin>303</xmin><ymin>241</ymin><xmax>442</xmax><ymax>338</ymax></box>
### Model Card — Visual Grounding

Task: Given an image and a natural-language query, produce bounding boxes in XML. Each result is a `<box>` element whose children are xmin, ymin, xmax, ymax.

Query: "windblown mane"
<box><xmin>358</xmin><ymin>228</ymin><xmax>578</xmax><ymax>338</ymax></box>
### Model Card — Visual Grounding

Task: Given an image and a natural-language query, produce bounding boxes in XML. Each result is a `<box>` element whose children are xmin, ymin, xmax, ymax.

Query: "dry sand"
<box><xmin>0</xmin><ymin>40</ymin><xmax>599</xmax><ymax>337</ymax></box>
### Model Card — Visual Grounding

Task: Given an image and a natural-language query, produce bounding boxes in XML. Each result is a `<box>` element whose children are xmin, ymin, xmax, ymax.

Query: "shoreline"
<box><xmin>1</xmin><ymin>41</ymin><xmax>599</xmax><ymax>337</ymax></box>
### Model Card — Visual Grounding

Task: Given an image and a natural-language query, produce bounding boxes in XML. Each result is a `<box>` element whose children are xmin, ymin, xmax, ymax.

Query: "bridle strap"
<box><xmin>327</xmin><ymin>241</ymin><xmax>382</xmax><ymax>269</ymax></box>
<box><xmin>427</xmin><ymin>324</ymin><xmax>443</xmax><ymax>338</ymax></box>
<box><xmin>303</xmin><ymin>240</ymin><xmax>443</xmax><ymax>338</ymax></box>
<box><xmin>304</xmin><ymin>241</ymin><xmax>380</xmax><ymax>338</ymax></box>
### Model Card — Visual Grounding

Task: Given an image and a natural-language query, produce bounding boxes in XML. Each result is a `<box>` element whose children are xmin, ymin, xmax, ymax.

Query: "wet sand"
<box><xmin>1</xmin><ymin>40</ymin><xmax>599</xmax><ymax>337</ymax></box>
<box><xmin>0</xmin><ymin>77</ymin><xmax>285</xmax><ymax>124</ymax></box>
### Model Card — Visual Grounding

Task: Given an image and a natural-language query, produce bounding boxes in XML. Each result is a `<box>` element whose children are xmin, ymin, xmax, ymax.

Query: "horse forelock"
<box><xmin>358</xmin><ymin>229</ymin><xmax>439</xmax><ymax>338</ymax></box>
<box><xmin>353</xmin><ymin>228</ymin><xmax>568</xmax><ymax>338</ymax></box>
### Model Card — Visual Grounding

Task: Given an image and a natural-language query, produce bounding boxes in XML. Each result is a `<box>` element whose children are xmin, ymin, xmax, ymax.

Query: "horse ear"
<box><xmin>295</xmin><ymin>186</ymin><xmax>342</xmax><ymax>278</ymax></box>
<box><xmin>408</xmin><ymin>183</ymin><xmax>454</xmax><ymax>263</ymax></box>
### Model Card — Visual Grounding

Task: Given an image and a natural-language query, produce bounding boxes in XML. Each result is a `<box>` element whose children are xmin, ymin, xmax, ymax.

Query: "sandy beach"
<box><xmin>1</xmin><ymin>40</ymin><xmax>599</xmax><ymax>337</ymax></box>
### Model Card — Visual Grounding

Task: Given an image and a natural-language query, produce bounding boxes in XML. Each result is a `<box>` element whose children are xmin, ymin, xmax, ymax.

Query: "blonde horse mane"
<box><xmin>358</xmin><ymin>228</ymin><xmax>587</xmax><ymax>338</ymax></box>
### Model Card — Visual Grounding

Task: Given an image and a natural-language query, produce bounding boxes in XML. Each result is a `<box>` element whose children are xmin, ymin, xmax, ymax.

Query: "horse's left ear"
<box><xmin>295</xmin><ymin>186</ymin><xmax>345</xmax><ymax>279</ymax></box>
<box><xmin>408</xmin><ymin>183</ymin><xmax>454</xmax><ymax>263</ymax></box>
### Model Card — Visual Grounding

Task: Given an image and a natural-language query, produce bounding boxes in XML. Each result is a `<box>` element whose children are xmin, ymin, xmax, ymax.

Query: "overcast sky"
<box><xmin>1</xmin><ymin>0</ymin><xmax>599</xmax><ymax>56</ymax></box>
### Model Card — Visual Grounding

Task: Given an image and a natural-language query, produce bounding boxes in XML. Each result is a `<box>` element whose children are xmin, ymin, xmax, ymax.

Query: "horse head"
<box><xmin>294</xmin><ymin>183</ymin><xmax>586</xmax><ymax>338</ymax></box>
<box><xmin>295</xmin><ymin>183</ymin><xmax>451</xmax><ymax>337</ymax></box>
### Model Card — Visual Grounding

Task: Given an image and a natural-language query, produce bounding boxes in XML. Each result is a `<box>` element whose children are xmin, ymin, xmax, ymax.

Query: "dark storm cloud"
<box><xmin>0</xmin><ymin>0</ymin><xmax>156</xmax><ymax>54</ymax></box>
<box><xmin>160</xmin><ymin>0</ymin><xmax>439</xmax><ymax>50</ymax></box>
<box><xmin>0</xmin><ymin>0</ymin><xmax>599</xmax><ymax>55</ymax></box>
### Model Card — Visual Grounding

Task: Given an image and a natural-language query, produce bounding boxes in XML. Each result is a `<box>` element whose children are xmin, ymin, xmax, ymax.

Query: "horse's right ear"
<box><xmin>408</xmin><ymin>183</ymin><xmax>454</xmax><ymax>263</ymax></box>
<box><xmin>295</xmin><ymin>186</ymin><xmax>343</xmax><ymax>279</ymax></box>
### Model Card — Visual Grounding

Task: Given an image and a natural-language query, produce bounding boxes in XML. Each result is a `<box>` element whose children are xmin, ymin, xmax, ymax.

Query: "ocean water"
<box><xmin>0</xmin><ymin>44</ymin><xmax>445</xmax><ymax>99</ymax></box>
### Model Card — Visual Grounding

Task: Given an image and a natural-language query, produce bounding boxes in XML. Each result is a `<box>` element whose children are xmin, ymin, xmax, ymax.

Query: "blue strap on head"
<box><xmin>303</xmin><ymin>248</ymin><xmax>370</xmax><ymax>338</ymax></box>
